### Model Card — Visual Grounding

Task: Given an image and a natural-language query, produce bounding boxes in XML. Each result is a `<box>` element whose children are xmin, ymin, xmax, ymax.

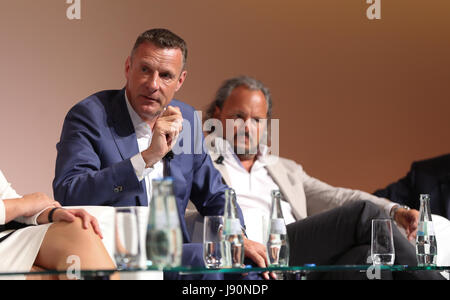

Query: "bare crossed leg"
<box><xmin>29</xmin><ymin>218</ymin><xmax>119</xmax><ymax>280</ymax></box>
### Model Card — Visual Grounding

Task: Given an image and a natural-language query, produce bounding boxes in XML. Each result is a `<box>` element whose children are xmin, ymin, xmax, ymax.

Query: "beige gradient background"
<box><xmin>0</xmin><ymin>0</ymin><xmax>449</xmax><ymax>198</ymax></box>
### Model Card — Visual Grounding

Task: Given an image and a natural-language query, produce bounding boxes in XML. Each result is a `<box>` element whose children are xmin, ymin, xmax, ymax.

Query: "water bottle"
<box><xmin>146</xmin><ymin>178</ymin><xmax>171</xmax><ymax>268</ymax></box>
<box><xmin>266</xmin><ymin>190</ymin><xmax>289</xmax><ymax>267</ymax></box>
<box><xmin>222</xmin><ymin>188</ymin><xmax>245</xmax><ymax>268</ymax></box>
<box><xmin>416</xmin><ymin>194</ymin><xmax>438</xmax><ymax>266</ymax></box>
<box><xmin>160</xmin><ymin>178</ymin><xmax>183</xmax><ymax>267</ymax></box>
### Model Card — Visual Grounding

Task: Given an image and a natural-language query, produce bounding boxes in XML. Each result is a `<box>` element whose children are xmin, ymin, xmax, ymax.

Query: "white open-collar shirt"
<box><xmin>125</xmin><ymin>92</ymin><xmax>164</xmax><ymax>205</ymax></box>
<box><xmin>216</xmin><ymin>138</ymin><xmax>296</xmax><ymax>243</ymax></box>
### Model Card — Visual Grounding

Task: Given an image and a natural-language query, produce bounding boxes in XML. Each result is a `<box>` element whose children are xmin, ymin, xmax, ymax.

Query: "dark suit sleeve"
<box><xmin>53</xmin><ymin>102</ymin><xmax>142</xmax><ymax>206</ymax></box>
<box><xmin>190</xmin><ymin>153</ymin><xmax>246</xmax><ymax>227</ymax></box>
<box><xmin>190</xmin><ymin>153</ymin><xmax>228</xmax><ymax>215</ymax></box>
<box><xmin>374</xmin><ymin>169</ymin><xmax>415</xmax><ymax>207</ymax></box>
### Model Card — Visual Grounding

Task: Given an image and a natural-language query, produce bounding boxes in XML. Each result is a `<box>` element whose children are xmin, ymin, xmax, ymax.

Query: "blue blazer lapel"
<box><xmin>109</xmin><ymin>89</ymin><xmax>148</xmax><ymax>205</ymax></box>
<box><xmin>109</xmin><ymin>89</ymin><xmax>139</xmax><ymax>160</ymax></box>
<box><xmin>165</xmin><ymin>156</ymin><xmax>186</xmax><ymax>206</ymax></box>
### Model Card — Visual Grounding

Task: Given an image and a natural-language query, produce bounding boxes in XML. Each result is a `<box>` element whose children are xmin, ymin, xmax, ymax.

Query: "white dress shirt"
<box><xmin>216</xmin><ymin>139</ymin><xmax>296</xmax><ymax>243</ymax></box>
<box><xmin>125</xmin><ymin>92</ymin><xmax>164</xmax><ymax>205</ymax></box>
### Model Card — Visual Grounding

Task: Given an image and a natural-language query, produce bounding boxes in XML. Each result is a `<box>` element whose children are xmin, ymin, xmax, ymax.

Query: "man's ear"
<box><xmin>175</xmin><ymin>70</ymin><xmax>188</xmax><ymax>92</ymax></box>
<box><xmin>125</xmin><ymin>56</ymin><xmax>131</xmax><ymax>80</ymax></box>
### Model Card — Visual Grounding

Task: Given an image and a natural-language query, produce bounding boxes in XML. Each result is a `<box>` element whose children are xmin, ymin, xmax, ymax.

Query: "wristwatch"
<box><xmin>389</xmin><ymin>205</ymin><xmax>410</xmax><ymax>220</ymax></box>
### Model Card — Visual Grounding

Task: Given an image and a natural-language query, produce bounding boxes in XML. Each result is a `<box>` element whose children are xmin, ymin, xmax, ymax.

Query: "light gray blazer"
<box><xmin>208</xmin><ymin>152</ymin><xmax>393</xmax><ymax>221</ymax></box>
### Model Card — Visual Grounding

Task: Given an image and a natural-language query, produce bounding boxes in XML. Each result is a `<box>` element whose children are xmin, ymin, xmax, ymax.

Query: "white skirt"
<box><xmin>0</xmin><ymin>224</ymin><xmax>52</xmax><ymax>279</ymax></box>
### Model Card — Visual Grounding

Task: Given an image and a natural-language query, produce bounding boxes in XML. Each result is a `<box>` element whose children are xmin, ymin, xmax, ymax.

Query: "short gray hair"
<box><xmin>131</xmin><ymin>28</ymin><xmax>188</xmax><ymax>69</ymax></box>
<box><xmin>205</xmin><ymin>76</ymin><xmax>273</xmax><ymax>120</ymax></box>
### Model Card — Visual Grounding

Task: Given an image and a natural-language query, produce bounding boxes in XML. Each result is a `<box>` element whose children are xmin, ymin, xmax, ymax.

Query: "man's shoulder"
<box><xmin>68</xmin><ymin>89</ymin><xmax>123</xmax><ymax>116</ymax></box>
<box><xmin>412</xmin><ymin>153</ymin><xmax>450</xmax><ymax>176</ymax></box>
<box><xmin>266</xmin><ymin>155</ymin><xmax>304</xmax><ymax>171</ymax></box>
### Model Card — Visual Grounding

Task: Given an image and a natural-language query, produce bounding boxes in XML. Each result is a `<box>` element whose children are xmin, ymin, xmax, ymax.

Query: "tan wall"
<box><xmin>1</xmin><ymin>0</ymin><xmax>449</xmax><ymax>198</ymax></box>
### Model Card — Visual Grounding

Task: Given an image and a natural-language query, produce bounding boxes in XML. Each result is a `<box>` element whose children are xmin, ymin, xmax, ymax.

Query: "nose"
<box><xmin>146</xmin><ymin>71</ymin><xmax>160</xmax><ymax>92</ymax></box>
<box><xmin>235</xmin><ymin>118</ymin><xmax>252</xmax><ymax>135</ymax></box>
<box><xmin>244</xmin><ymin>120</ymin><xmax>251</xmax><ymax>133</ymax></box>
<box><xmin>244</xmin><ymin>118</ymin><xmax>254</xmax><ymax>132</ymax></box>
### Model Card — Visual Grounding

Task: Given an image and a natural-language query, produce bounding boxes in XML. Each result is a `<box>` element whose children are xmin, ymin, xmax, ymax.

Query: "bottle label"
<box><xmin>270</xmin><ymin>219</ymin><xmax>287</xmax><ymax>235</ymax></box>
<box><xmin>224</xmin><ymin>218</ymin><xmax>242</xmax><ymax>235</ymax></box>
<box><xmin>417</xmin><ymin>221</ymin><xmax>435</xmax><ymax>236</ymax></box>
<box><xmin>168</xmin><ymin>213</ymin><xmax>180</xmax><ymax>228</ymax></box>
<box><xmin>149</xmin><ymin>211</ymin><xmax>167</xmax><ymax>229</ymax></box>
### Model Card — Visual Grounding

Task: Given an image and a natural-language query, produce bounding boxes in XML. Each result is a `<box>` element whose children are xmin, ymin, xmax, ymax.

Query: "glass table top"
<box><xmin>1</xmin><ymin>264</ymin><xmax>449</xmax><ymax>277</ymax></box>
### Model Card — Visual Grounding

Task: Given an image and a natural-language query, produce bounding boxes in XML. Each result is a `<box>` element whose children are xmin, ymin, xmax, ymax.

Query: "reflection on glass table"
<box><xmin>0</xmin><ymin>264</ymin><xmax>449</xmax><ymax>279</ymax></box>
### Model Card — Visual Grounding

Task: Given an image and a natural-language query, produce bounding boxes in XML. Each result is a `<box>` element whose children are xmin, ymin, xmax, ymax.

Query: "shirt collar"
<box><xmin>213</xmin><ymin>137</ymin><xmax>269</xmax><ymax>168</ymax></box>
<box><xmin>124</xmin><ymin>91</ymin><xmax>152</xmax><ymax>138</ymax></box>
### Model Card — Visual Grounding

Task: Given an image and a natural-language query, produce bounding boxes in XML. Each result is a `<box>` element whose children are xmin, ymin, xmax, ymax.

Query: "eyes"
<box><xmin>231</xmin><ymin>113</ymin><xmax>264</xmax><ymax>124</ymax></box>
<box><xmin>140</xmin><ymin>66</ymin><xmax>174</xmax><ymax>81</ymax></box>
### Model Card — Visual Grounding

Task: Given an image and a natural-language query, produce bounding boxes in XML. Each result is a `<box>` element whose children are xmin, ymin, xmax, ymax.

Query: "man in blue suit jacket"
<box><xmin>374</xmin><ymin>154</ymin><xmax>450</xmax><ymax>220</ymax></box>
<box><xmin>53</xmin><ymin>29</ymin><xmax>246</xmax><ymax>279</ymax></box>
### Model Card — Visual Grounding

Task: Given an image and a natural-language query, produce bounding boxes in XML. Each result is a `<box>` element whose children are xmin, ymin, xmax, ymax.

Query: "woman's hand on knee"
<box><xmin>53</xmin><ymin>209</ymin><xmax>103</xmax><ymax>239</ymax></box>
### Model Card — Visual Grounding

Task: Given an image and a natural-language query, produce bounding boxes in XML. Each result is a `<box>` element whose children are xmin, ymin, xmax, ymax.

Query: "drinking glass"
<box><xmin>371</xmin><ymin>219</ymin><xmax>395</xmax><ymax>266</ymax></box>
<box><xmin>203</xmin><ymin>216</ymin><xmax>229</xmax><ymax>269</ymax></box>
<box><xmin>114</xmin><ymin>207</ymin><xmax>141</xmax><ymax>270</ymax></box>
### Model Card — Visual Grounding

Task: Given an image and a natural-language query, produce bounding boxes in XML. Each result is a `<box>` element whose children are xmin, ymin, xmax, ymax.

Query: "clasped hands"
<box><xmin>393</xmin><ymin>207</ymin><xmax>420</xmax><ymax>241</ymax></box>
<box><xmin>141</xmin><ymin>106</ymin><xmax>183</xmax><ymax>168</ymax></box>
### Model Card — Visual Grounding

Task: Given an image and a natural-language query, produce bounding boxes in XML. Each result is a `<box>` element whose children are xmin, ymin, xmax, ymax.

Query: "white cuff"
<box><xmin>130</xmin><ymin>153</ymin><xmax>155</xmax><ymax>181</ymax></box>
<box><xmin>14</xmin><ymin>206</ymin><xmax>55</xmax><ymax>226</ymax></box>
<box><xmin>0</xmin><ymin>200</ymin><xmax>5</xmax><ymax>225</ymax></box>
<box><xmin>385</xmin><ymin>202</ymin><xmax>399</xmax><ymax>218</ymax></box>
